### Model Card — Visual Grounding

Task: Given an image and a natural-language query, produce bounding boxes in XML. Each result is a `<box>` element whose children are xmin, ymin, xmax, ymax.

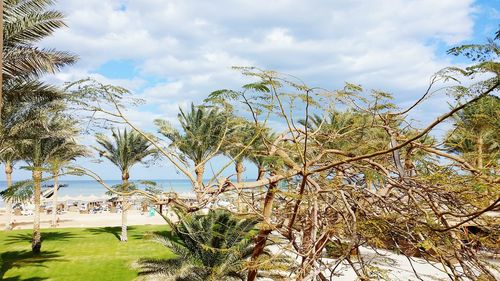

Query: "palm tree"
<box><xmin>155</xmin><ymin>103</ymin><xmax>230</xmax><ymax>197</ymax></box>
<box><xmin>94</xmin><ymin>128</ymin><xmax>156</xmax><ymax>242</ymax></box>
<box><xmin>47</xmin><ymin>141</ymin><xmax>88</xmax><ymax>227</ymax></box>
<box><xmin>0</xmin><ymin>142</ymin><xmax>19</xmax><ymax>230</ymax></box>
<box><xmin>3</xmin><ymin>0</ymin><xmax>76</xmax><ymax>81</ymax></box>
<box><xmin>0</xmin><ymin>88</ymin><xmax>66</xmax><ymax>232</ymax></box>
<box><xmin>1</xmin><ymin>0</ymin><xmax>77</xmax><ymax>117</ymax></box>
<box><xmin>222</xmin><ymin>118</ymin><xmax>256</xmax><ymax>183</ymax></box>
<box><xmin>17</xmin><ymin>114</ymin><xmax>78</xmax><ymax>254</ymax></box>
<box><xmin>299</xmin><ymin>111</ymin><xmax>389</xmax><ymax>153</ymax></box>
<box><xmin>0</xmin><ymin>0</ymin><xmax>76</xmax><ymax>235</ymax></box>
<box><xmin>247</xmin><ymin>126</ymin><xmax>276</xmax><ymax>181</ymax></box>
<box><xmin>1</xmin><ymin>0</ymin><xmax>4</xmax><ymax>119</ymax></box>
<box><xmin>445</xmin><ymin>95</ymin><xmax>500</xmax><ymax>171</ymax></box>
<box><xmin>139</xmin><ymin>209</ymin><xmax>290</xmax><ymax>280</ymax></box>
<box><xmin>222</xmin><ymin>120</ymin><xmax>269</xmax><ymax>211</ymax></box>
<box><xmin>1</xmin><ymin>0</ymin><xmax>75</xmax><ymax>161</ymax></box>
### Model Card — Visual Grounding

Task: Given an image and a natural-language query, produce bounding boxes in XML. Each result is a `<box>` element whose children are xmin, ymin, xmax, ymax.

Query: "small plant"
<box><xmin>139</xmin><ymin>209</ymin><xmax>291</xmax><ymax>280</ymax></box>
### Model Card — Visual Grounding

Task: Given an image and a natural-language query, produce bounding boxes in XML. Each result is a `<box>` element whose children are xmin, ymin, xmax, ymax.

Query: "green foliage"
<box><xmin>140</xmin><ymin>209</ymin><xmax>258</xmax><ymax>280</ymax></box>
<box><xmin>445</xmin><ymin>95</ymin><xmax>500</xmax><ymax>169</ymax></box>
<box><xmin>0</xmin><ymin>179</ymin><xmax>34</xmax><ymax>202</ymax></box>
<box><xmin>221</xmin><ymin>117</ymin><xmax>257</xmax><ymax>161</ymax></box>
<box><xmin>242</xmin><ymin>82</ymin><xmax>271</xmax><ymax>93</ymax></box>
<box><xmin>16</xmin><ymin>114</ymin><xmax>80</xmax><ymax>168</ymax></box>
<box><xmin>299</xmin><ymin>110</ymin><xmax>389</xmax><ymax>155</ymax></box>
<box><xmin>3</xmin><ymin>0</ymin><xmax>77</xmax><ymax>81</ymax></box>
<box><xmin>155</xmin><ymin>103</ymin><xmax>230</xmax><ymax>166</ymax></box>
<box><xmin>325</xmin><ymin>241</ymin><xmax>353</xmax><ymax>259</ymax></box>
<box><xmin>94</xmin><ymin>128</ymin><xmax>157</xmax><ymax>177</ymax></box>
<box><xmin>446</xmin><ymin>28</ymin><xmax>499</xmax><ymax>75</ymax></box>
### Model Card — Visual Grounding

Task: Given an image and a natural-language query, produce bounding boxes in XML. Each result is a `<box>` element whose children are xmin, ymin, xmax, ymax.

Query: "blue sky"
<box><xmin>5</xmin><ymin>0</ymin><xmax>499</xmax><ymax>181</ymax></box>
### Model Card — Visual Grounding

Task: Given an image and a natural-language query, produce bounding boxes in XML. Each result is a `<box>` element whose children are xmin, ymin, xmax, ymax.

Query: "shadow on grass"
<box><xmin>86</xmin><ymin>226</ymin><xmax>137</xmax><ymax>241</ymax></box>
<box><xmin>4</xmin><ymin>232</ymin><xmax>79</xmax><ymax>244</ymax></box>
<box><xmin>0</xmin><ymin>250</ymin><xmax>64</xmax><ymax>280</ymax></box>
<box><xmin>132</xmin><ymin>229</ymin><xmax>180</xmax><ymax>243</ymax></box>
<box><xmin>2</xmin><ymin>277</ymin><xmax>48</xmax><ymax>281</ymax></box>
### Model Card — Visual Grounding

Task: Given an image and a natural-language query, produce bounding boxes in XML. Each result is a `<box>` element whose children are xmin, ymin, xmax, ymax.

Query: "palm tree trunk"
<box><xmin>0</xmin><ymin>0</ymin><xmax>4</xmax><ymax>120</ymax></box>
<box><xmin>235</xmin><ymin>161</ymin><xmax>244</xmax><ymax>211</ymax></box>
<box><xmin>236</xmin><ymin>161</ymin><xmax>244</xmax><ymax>183</ymax></box>
<box><xmin>51</xmin><ymin>169</ymin><xmax>59</xmax><ymax>227</ymax></box>
<box><xmin>194</xmin><ymin>165</ymin><xmax>205</xmax><ymax>201</ymax></box>
<box><xmin>32</xmin><ymin>168</ymin><xmax>43</xmax><ymax>254</ymax></box>
<box><xmin>120</xmin><ymin>172</ymin><xmax>129</xmax><ymax>242</ymax></box>
<box><xmin>477</xmin><ymin>134</ymin><xmax>484</xmax><ymax>169</ymax></box>
<box><xmin>256</xmin><ymin>166</ymin><xmax>265</xmax><ymax>181</ymax></box>
<box><xmin>247</xmin><ymin>180</ymin><xmax>277</xmax><ymax>281</ymax></box>
<box><xmin>4</xmin><ymin>161</ymin><xmax>13</xmax><ymax>230</ymax></box>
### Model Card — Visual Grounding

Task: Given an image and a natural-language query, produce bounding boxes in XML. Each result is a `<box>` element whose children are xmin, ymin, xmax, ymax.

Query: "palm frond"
<box><xmin>141</xmin><ymin>209</ymin><xmax>286</xmax><ymax>280</ymax></box>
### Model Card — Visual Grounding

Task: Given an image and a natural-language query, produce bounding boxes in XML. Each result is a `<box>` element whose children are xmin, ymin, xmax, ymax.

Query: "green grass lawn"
<box><xmin>0</xmin><ymin>225</ymin><xmax>174</xmax><ymax>281</ymax></box>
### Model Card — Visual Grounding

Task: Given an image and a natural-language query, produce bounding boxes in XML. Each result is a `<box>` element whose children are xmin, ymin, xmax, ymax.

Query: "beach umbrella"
<box><xmin>179</xmin><ymin>192</ymin><xmax>197</xmax><ymax>199</ymax></box>
<box><xmin>74</xmin><ymin>194</ymin><xmax>88</xmax><ymax>202</ymax></box>
<box><xmin>87</xmin><ymin>194</ymin><xmax>99</xmax><ymax>202</ymax></box>
<box><xmin>59</xmin><ymin>195</ymin><xmax>73</xmax><ymax>201</ymax></box>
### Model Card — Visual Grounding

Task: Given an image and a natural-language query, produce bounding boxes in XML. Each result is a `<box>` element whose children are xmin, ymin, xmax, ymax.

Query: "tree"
<box><xmin>445</xmin><ymin>95</ymin><xmax>500</xmax><ymax>171</ymax></box>
<box><xmin>16</xmin><ymin>114</ymin><xmax>79</xmax><ymax>254</ymax></box>
<box><xmin>221</xmin><ymin>118</ymin><xmax>258</xmax><ymax>211</ymax></box>
<box><xmin>47</xmin><ymin>141</ymin><xmax>88</xmax><ymax>227</ymax></box>
<box><xmin>222</xmin><ymin>118</ymin><xmax>254</xmax><ymax>183</ymax></box>
<box><xmin>2</xmin><ymin>0</ymin><xmax>76</xmax><ymax>81</ymax></box>
<box><xmin>1</xmin><ymin>0</ymin><xmax>4</xmax><ymax>121</ymax></box>
<box><xmin>1</xmin><ymin>0</ymin><xmax>76</xmax><ymax>119</ymax></box>
<box><xmin>63</xmin><ymin>32</ymin><xmax>500</xmax><ymax>280</ymax></box>
<box><xmin>0</xmin><ymin>0</ymin><xmax>76</xmax><ymax>234</ymax></box>
<box><xmin>246</xmin><ymin>127</ymin><xmax>276</xmax><ymax>181</ymax></box>
<box><xmin>94</xmin><ymin>128</ymin><xmax>156</xmax><ymax>242</ymax></box>
<box><xmin>139</xmin><ymin>209</ymin><xmax>290</xmax><ymax>280</ymax></box>
<box><xmin>155</xmin><ymin>103</ymin><xmax>230</xmax><ymax>198</ymax></box>
<box><xmin>0</xmin><ymin>82</ymin><xmax>67</xmax><ymax>234</ymax></box>
<box><xmin>0</xmin><ymin>141</ymin><xmax>19</xmax><ymax>230</ymax></box>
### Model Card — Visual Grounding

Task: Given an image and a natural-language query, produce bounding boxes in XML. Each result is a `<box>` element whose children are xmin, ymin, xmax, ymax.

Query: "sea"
<box><xmin>0</xmin><ymin>179</ymin><xmax>195</xmax><ymax>207</ymax></box>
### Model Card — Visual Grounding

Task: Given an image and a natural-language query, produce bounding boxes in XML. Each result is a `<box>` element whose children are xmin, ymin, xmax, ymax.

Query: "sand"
<box><xmin>0</xmin><ymin>210</ymin><xmax>168</xmax><ymax>230</ymax></box>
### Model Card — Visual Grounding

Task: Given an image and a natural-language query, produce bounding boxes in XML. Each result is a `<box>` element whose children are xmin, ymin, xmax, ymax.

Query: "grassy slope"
<box><xmin>0</xmin><ymin>225</ymin><xmax>174</xmax><ymax>281</ymax></box>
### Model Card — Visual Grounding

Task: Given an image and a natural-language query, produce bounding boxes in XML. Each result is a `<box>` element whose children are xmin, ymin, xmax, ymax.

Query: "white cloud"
<box><xmin>41</xmin><ymin>0</ymin><xmax>476</xmax><ymax>89</ymax></box>
<box><xmin>47</xmin><ymin>67</ymin><xmax>147</xmax><ymax>92</ymax></box>
<box><xmin>265</xmin><ymin>28</ymin><xmax>294</xmax><ymax>46</ymax></box>
<box><xmin>23</xmin><ymin>0</ymin><xmax>489</xmax><ymax>180</ymax></box>
<box><xmin>38</xmin><ymin>0</ymin><xmax>479</xmax><ymax>125</ymax></box>
<box><xmin>141</xmin><ymin>81</ymin><xmax>185</xmax><ymax>101</ymax></box>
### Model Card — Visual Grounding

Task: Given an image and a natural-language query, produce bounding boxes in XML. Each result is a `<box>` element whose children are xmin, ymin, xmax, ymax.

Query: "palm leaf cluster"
<box><xmin>156</xmin><ymin>103</ymin><xmax>230</xmax><ymax>166</ymax></box>
<box><xmin>3</xmin><ymin>0</ymin><xmax>77</xmax><ymax>81</ymax></box>
<box><xmin>1</xmin><ymin>0</ymin><xmax>77</xmax><ymax>152</ymax></box>
<box><xmin>139</xmin><ymin>209</ymin><xmax>290</xmax><ymax>280</ymax></box>
<box><xmin>16</xmin><ymin>115</ymin><xmax>79</xmax><ymax>165</ymax></box>
<box><xmin>221</xmin><ymin>118</ymin><xmax>254</xmax><ymax>161</ymax></box>
<box><xmin>299</xmin><ymin>111</ymin><xmax>390</xmax><ymax>154</ymax></box>
<box><xmin>94</xmin><ymin>128</ymin><xmax>157</xmax><ymax>179</ymax></box>
<box><xmin>155</xmin><ymin>102</ymin><xmax>279</xmax><ymax>183</ymax></box>
<box><xmin>1</xmin><ymin>115</ymin><xmax>82</xmax><ymax>198</ymax></box>
<box><xmin>445</xmin><ymin>95</ymin><xmax>500</xmax><ymax>169</ymax></box>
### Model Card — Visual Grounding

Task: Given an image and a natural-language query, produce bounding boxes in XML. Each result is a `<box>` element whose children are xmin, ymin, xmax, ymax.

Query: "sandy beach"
<box><xmin>0</xmin><ymin>210</ymin><xmax>168</xmax><ymax>230</ymax></box>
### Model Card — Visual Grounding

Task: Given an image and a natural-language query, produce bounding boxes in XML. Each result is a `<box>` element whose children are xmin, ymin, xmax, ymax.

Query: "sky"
<box><xmin>5</xmin><ymin>0</ymin><xmax>500</xmax><ymax>181</ymax></box>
